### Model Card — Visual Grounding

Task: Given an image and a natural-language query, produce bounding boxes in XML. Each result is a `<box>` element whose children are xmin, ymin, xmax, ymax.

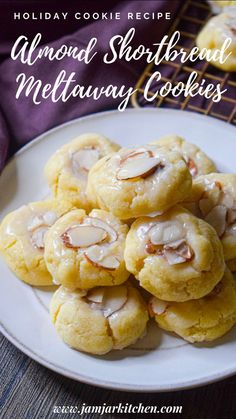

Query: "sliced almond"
<box><xmin>85</xmin><ymin>249</ymin><xmax>120</xmax><ymax>270</ymax></box>
<box><xmin>83</xmin><ymin>217</ymin><xmax>118</xmax><ymax>243</ymax></box>
<box><xmin>102</xmin><ymin>286</ymin><xmax>128</xmax><ymax>318</ymax></box>
<box><xmin>28</xmin><ymin>212</ymin><xmax>57</xmax><ymax>232</ymax></box>
<box><xmin>100</xmin><ymin>255</ymin><xmax>120</xmax><ymax>270</ymax></box>
<box><xmin>31</xmin><ymin>226</ymin><xmax>48</xmax><ymax>249</ymax></box>
<box><xmin>220</xmin><ymin>192</ymin><xmax>234</xmax><ymax>208</ymax></box>
<box><xmin>148</xmin><ymin>221</ymin><xmax>185</xmax><ymax>246</ymax></box>
<box><xmin>120</xmin><ymin>148</ymin><xmax>154</xmax><ymax>165</ymax></box>
<box><xmin>149</xmin><ymin>297</ymin><xmax>168</xmax><ymax>316</ymax></box>
<box><xmin>84</xmin><ymin>244</ymin><xmax>105</xmax><ymax>262</ymax></box>
<box><xmin>164</xmin><ymin>240</ymin><xmax>193</xmax><ymax>265</ymax></box>
<box><xmin>148</xmin><ymin>224</ymin><xmax>164</xmax><ymax>245</ymax></box>
<box><xmin>187</xmin><ymin>158</ymin><xmax>198</xmax><ymax>177</ymax></box>
<box><xmin>87</xmin><ymin>288</ymin><xmax>105</xmax><ymax>304</ymax></box>
<box><xmin>61</xmin><ymin>225</ymin><xmax>107</xmax><ymax>248</ymax></box>
<box><xmin>164</xmin><ymin>250</ymin><xmax>187</xmax><ymax>265</ymax></box>
<box><xmin>43</xmin><ymin>211</ymin><xmax>57</xmax><ymax>226</ymax></box>
<box><xmin>71</xmin><ymin>147</ymin><xmax>99</xmax><ymax>180</ymax></box>
<box><xmin>28</xmin><ymin>215</ymin><xmax>44</xmax><ymax>232</ymax></box>
<box><xmin>72</xmin><ymin>147</ymin><xmax>99</xmax><ymax>171</ymax></box>
<box><xmin>205</xmin><ymin>205</ymin><xmax>227</xmax><ymax>237</ymax></box>
<box><xmin>116</xmin><ymin>157</ymin><xmax>163</xmax><ymax>181</ymax></box>
<box><xmin>199</xmin><ymin>198</ymin><xmax>213</xmax><ymax>217</ymax></box>
<box><xmin>202</xmin><ymin>183</ymin><xmax>222</xmax><ymax>206</ymax></box>
<box><xmin>162</xmin><ymin>223</ymin><xmax>185</xmax><ymax>244</ymax></box>
<box><xmin>164</xmin><ymin>238</ymin><xmax>186</xmax><ymax>249</ymax></box>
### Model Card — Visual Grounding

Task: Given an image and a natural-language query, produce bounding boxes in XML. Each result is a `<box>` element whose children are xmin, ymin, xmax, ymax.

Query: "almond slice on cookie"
<box><xmin>61</xmin><ymin>225</ymin><xmax>107</xmax><ymax>249</ymax></box>
<box><xmin>148</xmin><ymin>221</ymin><xmax>185</xmax><ymax>246</ymax></box>
<box><xmin>163</xmin><ymin>239</ymin><xmax>193</xmax><ymax>265</ymax></box>
<box><xmin>149</xmin><ymin>297</ymin><xmax>168</xmax><ymax>316</ymax></box>
<box><xmin>85</xmin><ymin>245</ymin><xmax>120</xmax><ymax>270</ymax></box>
<box><xmin>116</xmin><ymin>147</ymin><xmax>165</xmax><ymax>180</ymax></box>
<box><xmin>87</xmin><ymin>288</ymin><xmax>105</xmax><ymax>304</ymax></box>
<box><xmin>31</xmin><ymin>226</ymin><xmax>49</xmax><ymax>250</ymax></box>
<box><xmin>120</xmin><ymin>148</ymin><xmax>154</xmax><ymax>164</ymax></box>
<box><xmin>83</xmin><ymin>217</ymin><xmax>118</xmax><ymax>243</ymax></box>
<box><xmin>86</xmin><ymin>286</ymin><xmax>128</xmax><ymax>318</ymax></box>
<box><xmin>71</xmin><ymin>147</ymin><xmax>100</xmax><ymax>179</ymax></box>
<box><xmin>205</xmin><ymin>205</ymin><xmax>227</xmax><ymax>237</ymax></box>
<box><xmin>102</xmin><ymin>286</ymin><xmax>128</xmax><ymax>318</ymax></box>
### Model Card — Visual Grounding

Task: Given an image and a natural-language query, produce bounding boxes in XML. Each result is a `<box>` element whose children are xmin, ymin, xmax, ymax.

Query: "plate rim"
<box><xmin>1</xmin><ymin>107</ymin><xmax>236</xmax><ymax>392</ymax></box>
<box><xmin>5</xmin><ymin>107</ymin><xmax>236</xmax><ymax>163</ymax></box>
<box><xmin>1</xmin><ymin>318</ymin><xmax>236</xmax><ymax>392</ymax></box>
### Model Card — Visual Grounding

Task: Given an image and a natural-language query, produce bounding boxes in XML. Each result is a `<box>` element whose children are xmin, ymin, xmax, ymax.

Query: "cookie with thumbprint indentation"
<box><xmin>149</xmin><ymin>135</ymin><xmax>216</xmax><ymax>178</ymax></box>
<box><xmin>184</xmin><ymin>173</ymin><xmax>236</xmax><ymax>271</ymax></box>
<box><xmin>50</xmin><ymin>282</ymin><xmax>149</xmax><ymax>355</ymax></box>
<box><xmin>44</xmin><ymin>133</ymin><xmax>120</xmax><ymax>211</ymax></box>
<box><xmin>208</xmin><ymin>1</ymin><xmax>236</xmax><ymax>14</ymax></box>
<box><xmin>124</xmin><ymin>206</ymin><xmax>225</xmax><ymax>302</ymax></box>
<box><xmin>0</xmin><ymin>200</ymin><xmax>74</xmax><ymax>286</ymax></box>
<box><xmin>44</xmin><ymin>208</ymin><xmax>130</xmax><ymax>289</ymax></box>
<box><xmin>196</xmin><ymin>10</ymin><xmax>236</xmax><ymax>71</ymax></box>
<box><xmin>86</xmin><ymin>145</ymin><xmax>192</xmax><ymax>219</ymax></box>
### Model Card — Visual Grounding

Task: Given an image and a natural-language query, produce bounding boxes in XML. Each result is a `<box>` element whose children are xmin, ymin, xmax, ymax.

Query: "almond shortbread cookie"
<box><xmin>50</xmin><ymin>282</ymin><xmax>149</xmax><ymax>355</ymax></box>
<box><xmin>208</xmin><ymin>1</ymin><xmax>236</xmax><ymax>14</ymax></box>
<box><xmin>196</xmin><ymin>10</ymin><xmax>236</xmax><ymax>71</ymax></box>
<box><xmin>184</xmin><ymin>174</ymin><xmax>236</xmax><ymax>271</ymax></box>
<box><xmin>149</xmin><ymin>269</ymin><xmax>236</xmax><ymax>343</ymax></box>
<box><xmin>149</xmin><ymin>135</ymin><xmax>216</xmax><ymax>178</ymax></box>
<box><xmin>124</xmin><ymin>206</ymin><xmax>225</xmax><ymax>302</ymax></box>
<box><xmin>44</xmin><ymin>209</ymin><xmax>129</xmax><ymax>289</ymax></box>
<box><xmin>0</xmin><ymin>200</ymin><xmax>74</xmax><ymax>286</ymax></box>
<box><xmin>86</xmin><ymin>145</ymin><xmax>192</xmax><ymax>219</ymax></box>
<box><xmin>44</xmin><ymin>133</ymin><xmax>120</xmax><ymax>210</ymax></box>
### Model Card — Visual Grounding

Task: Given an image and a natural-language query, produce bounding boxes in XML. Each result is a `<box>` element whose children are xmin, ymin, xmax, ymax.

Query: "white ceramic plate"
<box><xmin>0</xmin><ymin>108</ymin><xmax>236</xmax><ymax>392</ymax></box>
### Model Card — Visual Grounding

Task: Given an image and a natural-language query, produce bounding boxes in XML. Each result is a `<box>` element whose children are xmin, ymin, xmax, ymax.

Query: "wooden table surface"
<box><xmin>1</xmin><ymin>333</ymin><xmax>235</xmax><ymax>419</ymax></box>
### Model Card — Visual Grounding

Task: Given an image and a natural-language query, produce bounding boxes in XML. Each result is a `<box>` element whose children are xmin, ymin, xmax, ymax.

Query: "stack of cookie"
<box><xmin>1</xmin><ymin>132</ymin><xmax>236</xmax><ymax>355</ymax></box>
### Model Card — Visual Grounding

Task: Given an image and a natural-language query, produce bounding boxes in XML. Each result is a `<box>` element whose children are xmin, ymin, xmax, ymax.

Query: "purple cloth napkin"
<box><xmin>0</xmin><ymin>0</ymin><xmax>180</xmax><ymax>171</ymax></box>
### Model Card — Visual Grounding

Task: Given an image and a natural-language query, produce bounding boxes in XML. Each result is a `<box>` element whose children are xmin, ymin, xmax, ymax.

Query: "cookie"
<box><xmin>227</xmin><ymin>258</ymin><xmax>236</xmax><ymax>272</ymax></box>
<box><xmin>0</xmin><ymin>200</ymin><xmax>74</xmax><ymax>286</ymax></box>
<box><xmin>44</xmin><ymin>133</ymin><xmax>120</xmax><ymax>210</ymax></box>
<box><xmin>208</xmin><ymin>1</ymin><xmax>236</xmax><ymax>13</ymax></box>
<box><xmin>149</xmin><ymin>269</ymin><xmax>236</xmax><ymax>343</ymax></box>
<box><xmin>86</xmin><ymin>145</ymin><xmax>192</xmax><ymax>219</ymax></box>
<box><xmin>211</xmin><ymin>0</ymin><xmax>236</xmax><ymax>6</ymax></box>
<box><xmin>184</xmin><ymin>174</ymin><xmax>236</xmax><ymax>270</ymax></box>
<box><xmin>44</xmin><ymin>208</ymin><xmax>129</xmax><ymax>289</ymax></box>
<box><xmin>196</xmin><ymin>11</ymin><xmax>236</xmax><ymax>71</ymax></box>
<box><xmin>149</xmin><ymin>135</ymin><xmax>216</xmax><ymax>177</ymax></box>
<box><xmin>50</xmin><ymin>282</ymin><xmax>149</xmax><ymax>355</ymax></box>
<box><xmin>124</xmin><ymin>206</ymin><xmax>225</xmax><ymax>302</ymax></box>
